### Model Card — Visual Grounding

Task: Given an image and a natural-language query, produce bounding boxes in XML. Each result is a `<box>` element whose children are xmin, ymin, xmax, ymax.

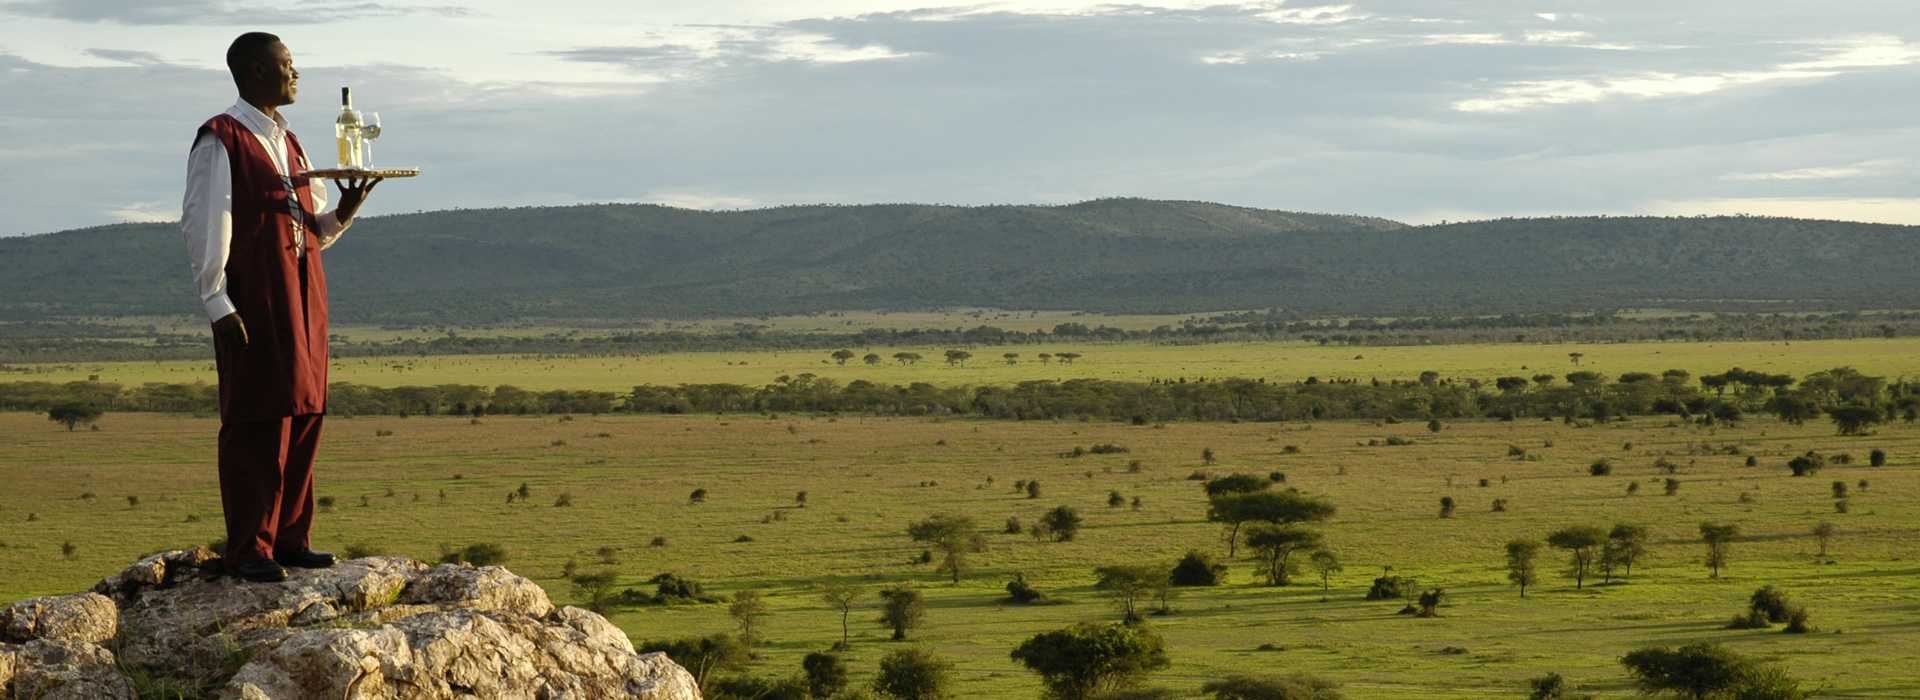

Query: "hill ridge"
<box><xmin>1</xmin><ymin>199</ymin><xmax>1914</xmax><ymax>323</ymax></box>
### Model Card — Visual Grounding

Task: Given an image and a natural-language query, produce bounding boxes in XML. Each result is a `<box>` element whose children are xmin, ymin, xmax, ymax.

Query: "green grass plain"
<box><xmin>9</xmin><ymin>337</ymin><xmax>1920</xmax><ymax>393</ymax></box>
<box><xmin>2</xmin><ymin>407</ymin><xmax>1916</xmax><ymax>697</ymax></box>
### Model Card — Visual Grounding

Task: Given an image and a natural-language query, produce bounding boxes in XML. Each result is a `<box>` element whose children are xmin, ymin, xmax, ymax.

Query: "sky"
<box><xmin>2</xmin><ymin>0</ymin><xmax>1919</xmax><ymax>235</ymax></box>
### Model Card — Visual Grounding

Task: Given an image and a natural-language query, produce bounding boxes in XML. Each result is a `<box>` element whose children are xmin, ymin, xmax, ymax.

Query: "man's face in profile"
<box><xmin>259</xmin><ymin>42</ymin><xmax>298</xmax><ymax>106</ymax></box>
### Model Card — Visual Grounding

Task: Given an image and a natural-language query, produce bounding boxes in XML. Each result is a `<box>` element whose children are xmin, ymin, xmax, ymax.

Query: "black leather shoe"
<box><xmin>274</xmin><ymin>549</ymin><xmax>336</xmax><ymax>569</ymax></box>
<box><xmin>228</xmin><ymin>559</ymin><xmax>289</xmax><ymax>583</ymax></box>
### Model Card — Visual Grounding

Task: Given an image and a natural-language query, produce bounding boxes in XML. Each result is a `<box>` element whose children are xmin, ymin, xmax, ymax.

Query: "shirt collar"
<box><xmin>227</xmin><ymin>100</ymin><xmax>289</xmax><ymax>137</ymax></box>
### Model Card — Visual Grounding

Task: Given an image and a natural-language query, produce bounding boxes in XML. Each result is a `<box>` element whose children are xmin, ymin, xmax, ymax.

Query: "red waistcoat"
<box><xmin>199</xmin><ymin>114</ymin><xmax>330</xmax><ymax>421</ymax></box>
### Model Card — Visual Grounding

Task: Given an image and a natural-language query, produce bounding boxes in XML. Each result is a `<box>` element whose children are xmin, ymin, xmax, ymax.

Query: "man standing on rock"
<box><xmin>182</xmin><ymin>32</ymin><xmax>381</xmax><ymax>582</ymax></box>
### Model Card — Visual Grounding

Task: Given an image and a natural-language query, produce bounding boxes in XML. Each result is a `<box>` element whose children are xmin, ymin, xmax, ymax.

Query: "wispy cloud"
<box><xmin>0</xmin><ymin>0</ymin><xmax>471</xmax><ymax>26</ymax></box>
<box><xmin>1721</xmin><ymin>159</ymin><xmax>1904</xmax><ymax>182</ymax></box>
<box><xmin>1456</xmin><ymin>32</ymin><xmax>1920</xmax><ymax>113</ymax></box>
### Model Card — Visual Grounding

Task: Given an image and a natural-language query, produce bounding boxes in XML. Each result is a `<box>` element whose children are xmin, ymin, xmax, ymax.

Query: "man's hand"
<box><xmin>330</xmin><ymin>175</ymin><xmax>384</xmax><ymax>225</ymax></box>
<box><xmin>213</xmin><ymin>313</ymin><xmax>249</xmax><ymax>351</ymax></box>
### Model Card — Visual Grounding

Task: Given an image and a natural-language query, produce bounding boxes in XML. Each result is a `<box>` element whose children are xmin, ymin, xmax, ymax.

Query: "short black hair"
<box><xmin>225</xmin><ymin>32</ymin><xmax>281</xmax><ymax>80</ymax></box>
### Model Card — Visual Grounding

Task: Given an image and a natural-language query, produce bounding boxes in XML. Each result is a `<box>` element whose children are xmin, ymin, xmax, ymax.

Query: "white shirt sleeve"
<box><xmin>300</xmin><ymin>149</ymin><xmax>353</xmax><ymax>250</ymax></box>
<box><xmin>182</xmin><ymin>132</ymin><xmax>237</xmax><ymax>322</ymax></box>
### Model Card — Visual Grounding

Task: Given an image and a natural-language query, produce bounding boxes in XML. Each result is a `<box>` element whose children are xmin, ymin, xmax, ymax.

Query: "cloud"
<box><xmin>109</xmin><ymin>200</ymin><xmax>178</xmax><ymax>223</ymax></box>
<box><xmin>5</xmin><ymin>1</ymin><xmax>1920</xmax><ymax>235</ymax></box>
<box><xmin>1258</xmin><ymin>4</ymin><xmax>1367</xmax><ymax>25</ymax></box>
<box><xmin>0</xmin><ymin>0</ymin><xmax>471</xmax><ymax>25</ymax></box>
<box><xmin>637</xmin><ymin>192</ymin><xmax>759</xmax><ymax>210</ymax></box>
<box><xmin>542</xmin><ymin>23</ymin><xmax>910</xmax><ymax>80</ymax></box>
<box><xmin>1721</xmin><ymin>159</ymin><xmax>1904</xmax><ymax>182</ymax></box>
<box><xmin>82</xmin><ymin>48</ymin><xmax>173</xmax><ymax>65</ymax></box>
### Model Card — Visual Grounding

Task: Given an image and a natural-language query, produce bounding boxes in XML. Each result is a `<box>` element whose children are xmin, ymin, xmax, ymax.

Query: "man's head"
<box><xmin>226</xmin><ymin>32</ymin><xmax>297</xmax><ymax>107</ymax></box>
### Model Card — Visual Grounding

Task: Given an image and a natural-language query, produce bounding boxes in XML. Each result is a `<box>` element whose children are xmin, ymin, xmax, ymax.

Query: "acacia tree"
<box><xmin>1620</xmin><ymin>643</ymin><xmax>1788</xmax><ymax>700</ymax></box>
<box><xmin>1812</xmin><ymin>521</ymin><xmax>1836</xmax><ymax>558</ymax></box>
<box><xmin>728</xmin><ymin>589</ymin><xmax>770</xmax><ymax>646</ymax></box>
<box><xmin>832</xmin><ymin>349</ymin><xmax>856</xmax><ymax>365</ymax></box>
<box><xmin>1309</xmin><ymin>550</ymin><xmax>1342</xmax><ymax>591</ymax></box>
<box><xmin>1093</xmin><ymin>564</ymin><xmax>1168</xmax><ymax>624</ymax></box>
<box><xmin>907</xmin><ymin>514</ymin><xmax>987</xmax><ymax>583</ymax></box>
<box><xmin>46</xmin><ymin>403</ymin><xmax>102</xmax><ymax>431</ymax></box>
<box><xmin>1243</xmin><ymin>525</ymin><xmax>1323</xmax><ymax>586</ymax></box>
<box><xmin>1700</xmin><ymin>523</ymin><xmax>1740</xmax><ymax>578</ymax></box>
<box><xmin>943</xmin><ymin>350</ymin><xmax>972</xmax><ymax>366</ymax></box>
<box><xmin>1206</xmin><ymin>491</ymin><xmax>1336</xmax><ymax>558</ymax></box>
<box><xmin>877</xmin><ymin>585</ymin><xmax>927</xmax><ymax>641</ymax></box>
<box><xmin>1507</xmin><ymin>539</ymin><xmax>1541</xmax><ymax>597</ymax></box>
<box><xmin>819</xmin><ymin>583</ymin><xmax>861</xmax><ymax>648</ymax></box>
<box><xmin>1010</xmin><ymin>623</ymin><xmax>1169</xmax><ymax>700</ymax></box>
<box><xmin>1546</xmin><ymin>526</ymin><xmax>1606</xmax><ymax>589</ymax></box>
<box><xmin>1604</xmin><ymin>524</ymin><xmax>1650</xmax><ymax>581</ymax></box>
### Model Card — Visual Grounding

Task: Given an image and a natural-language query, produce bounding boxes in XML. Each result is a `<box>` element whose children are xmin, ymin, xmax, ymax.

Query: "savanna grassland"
<box><xmin>2</xmin><ymin>406</ymin><xmax>1916</xmax><ymax>697</ymax></box>
<box><xmin>10</xmin><ymin>336</ymin><xmax>1920</xmax><ymax>393</ymax></box>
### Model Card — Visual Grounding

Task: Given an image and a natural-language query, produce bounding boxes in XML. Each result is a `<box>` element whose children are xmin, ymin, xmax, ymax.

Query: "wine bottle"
<box><xmin>334</xmin><ymin>87</ymin><xmax>362</xmax><ymax>169</ymax></box>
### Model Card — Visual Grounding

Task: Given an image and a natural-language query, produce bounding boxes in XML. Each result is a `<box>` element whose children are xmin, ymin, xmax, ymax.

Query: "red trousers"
<box><xmin>218</xmin><ymin>414</ymin><xmax>323</xmax><ymax>563</ymax></box>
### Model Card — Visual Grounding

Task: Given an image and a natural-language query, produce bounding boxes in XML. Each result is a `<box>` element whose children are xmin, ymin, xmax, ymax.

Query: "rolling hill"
<box><xmin>2</xmin><ymin>198</ymin><xmax>1914</xmax><ymax>323</ymax></box>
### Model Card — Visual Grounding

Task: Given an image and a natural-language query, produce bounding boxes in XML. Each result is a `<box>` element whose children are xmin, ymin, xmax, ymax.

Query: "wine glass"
<box><xmin>361</xmin><ymin>112</ymin><xmax>382</xmax><ymax>168</ymax></box>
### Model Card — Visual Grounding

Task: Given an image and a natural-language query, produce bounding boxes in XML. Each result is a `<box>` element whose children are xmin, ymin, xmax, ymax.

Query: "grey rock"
<box><xmin>2</xmin><ymin>592</ymin><xmax>117</xmax><ymax>644</ymax></box>
<box><xmin>3</xmin><ymin>551</ymin><xmax>701</xmax><ymax>700</ymax></box>
<box><xmin>3</xmin><ymin>639</ymin><xmax>136</xmax><ymax>699</ymax></box>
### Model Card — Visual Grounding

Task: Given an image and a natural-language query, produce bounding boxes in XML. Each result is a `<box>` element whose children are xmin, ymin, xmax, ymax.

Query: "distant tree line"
<box><xmin>6</xmin><ymin>309</ymin><xmax>1920</xmax><ymax>363</ymax></box>
<box><xmin>5</xmin><ymin>367</ymin><xmax>1912</xmax><ymax>429</ymax></box>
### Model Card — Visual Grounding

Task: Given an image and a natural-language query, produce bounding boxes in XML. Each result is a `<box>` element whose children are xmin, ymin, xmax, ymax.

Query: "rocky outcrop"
<box><xmin>0</xmin><ymin>548</ymin><xmax>701</xmax><ymax>699</ymax></box>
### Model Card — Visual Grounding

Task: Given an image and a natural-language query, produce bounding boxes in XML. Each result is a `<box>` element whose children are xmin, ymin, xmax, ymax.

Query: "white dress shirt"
<box><xmin>182</xmin><ymin>101</ymin><xmax>351</xmax><ymax>322</ymax></box>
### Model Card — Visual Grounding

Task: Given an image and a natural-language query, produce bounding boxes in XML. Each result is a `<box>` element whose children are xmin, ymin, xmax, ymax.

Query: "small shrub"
<box><xmin>689</xmin><ymin>488</ymin><xmax>708</xmax><ymax>504</ymax></box>
<box><xmin>61</xmin><ymin>541</ymin><xmax>77</xmax><ymax>559</ymax></box>
<box><xmin>1663</xmin><ymin>478</ymin><xmax>1680</xmax><ymax>496</ymax></box>
<box><xmin>1654</xmin><ymin>457</ymin><xmax>1678</xmax><ymax>474</ymax></box>
<box><xmin>1006</xmin><ymin>574</ymin><xmax>1045</xmax><ymax>604</ymax></box>
<box><xmin>1508</xmin><ymin>445</ymin><xmax>1528</xmax><ymax>458</ymax></box>
<box><xmin>1529</xmin><ymin>672</ymin><xmax>1570</xmax><ymax>700</ymax></box>
<box><xmin>1089</xmin><ymin>443</ymin><xmax>1129</xmax><ymax>454</ymax></box>
<box><xmin>1626</xmin><ymin>482</ymin><xmax>1640</xmax><ymax>496</ymax></box>
<box><xmin>597</xmin><ymin>546</ymin><xmax>619</xmax><ymax>565</ymax></box>
<box><xmin>554</xmin><ymin>493</ymin><xmax>574</xmax><ymax>507</ymax></box>
<box><xmin>650</xmin><ymin>536</ymin><xmax>668</xmax><ymax>547</ymax></box>
<box><xmin>1788</xmin><ymin>454</ymin><xmax>1824</xmax><ymax>477</ymax></box>
<box><xmin>1478</xmin><ymin>478</ymin><xmax>1490</xmax><ymax>487</ymax></box>
<box><xmin>734</xmin><ymin>534</ymin><xmax>755</xmax><ymax>543</ymax></box>
<box><xmin>1588</xmin><ymin>460</ymin><xmax>1613</xmax><ymax>476</ymax></box>
<box><xmin>1126</xmin><ymin>460</ymin><xmax>1144</xmax><ymax>473</ymax></box>
<box><xmin>1870</xmin><ymin>448</ymin><xmax>1887</xmax><ymax>467</ymax></box>
<box><xmin>1186</xmin><ymin>471</ymin><xmax>1209</xmax><ymax>481</ymax></box>
<box><xmin>1283</xmin><ymin>445</ymin><xmax>1301</xmax><ymax>454</ymax></box>
<box><xmin>442</xmin><ymin>542</ymin><xmax>508</xmax><ymax>566</ymax></box>
<box><xmin>1727</xmin><ymin>608</ymin><xmax>1771</xmax><ymax>629</ymax></box>
<box><xmin>1832</xmin><ymin>481</ymin><xmax>1848</xmax><ymax>499</ymax></box>
<box><xmin>1170</xmin><ymin>550</ymin><xmax>1227</xmax><ymax>586</ymax></box>
<box><xmin>1268</xmin><ymin>471</ymin><xmax>1287</xmax><ymax>483</ymax></box>
<box><xmin>1366</xmin><ymin>576</ymin><xmax>1411</xmax><ymax>601</ymax></box>
<box><xmin>1438</xmin><ymin>497</ymin><xmax>1456</xmax><ymax>518</ymax></box>
<box><xmin>1491</xmin><ymin>498</ymin><xmax>1508</xmax><ymax>512</ymax></box>
<box><xmin>374</xmin><ymin>429</ymin><xmax>394</xmax><ymax>437</ymax></box>
<box><xmin>1005</xmin><ymin>517</ymin><xmax>1023</xmax><ymax>534</ymax></box>
<box><xmin>1835</xmin><ymin>498</ymin><xmax>1850</xmax><ymax>514</ymax></box>
<box><xmin>1745</xmin><ymin>455</ymin><xmax>1758</xmax><ymax>467</ymax></box>
<box><xmin>1783</xmin><ymin>607</ymin><xmax>1811</xmax><ymax>634</ymax></box>
<box><xmin>342</xmin><ymin>543</ymin><xmax>384</xmax><ymax>559</ymax></box>
<box><xmin>1108</xmin><ymin>491</ymin><xmax>1126</xmax><ymax>508</ymax></box>
<box><xmin>1385</xmin><ymin>436</ymin><xmax>1414</xmax><ymax>446</ymax></box>
<box><xmin>1750</xmin><ymin>585</ymin><xmax>1793</xmax><ymax>622</ymax></box>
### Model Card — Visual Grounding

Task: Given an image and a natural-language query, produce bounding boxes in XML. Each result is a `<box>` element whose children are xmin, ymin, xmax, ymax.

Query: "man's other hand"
<box><xmin>331</xmin><ymin>176</ymin><xmax>383</xmax><ymax>224</ymax></box>
<box><xmin>213</xmin><ymin>313</ymin><xmax>249</xmax><ymax>350</ymax></box>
